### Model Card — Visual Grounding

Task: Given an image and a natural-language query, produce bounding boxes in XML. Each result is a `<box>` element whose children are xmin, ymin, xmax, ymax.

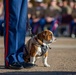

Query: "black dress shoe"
<box><xmin>20</xmin><ymin>62</ymin><xmax>37</xmax><ymax>68</ymax></box>
<box><xmin>6</xmin><ymin>62</ymin><xmax>22</xmax><ymax>69</ymax></box>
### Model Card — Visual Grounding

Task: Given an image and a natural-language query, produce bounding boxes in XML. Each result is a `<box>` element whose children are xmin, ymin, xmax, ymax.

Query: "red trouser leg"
<box><xmin>4</xmin><ymin>0</ymin><xmax>9</xmax><ymax>67</ymax></box>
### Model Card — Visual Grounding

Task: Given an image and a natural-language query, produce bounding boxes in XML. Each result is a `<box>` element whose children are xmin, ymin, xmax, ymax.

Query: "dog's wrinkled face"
<box><xmin>37</xmin><ymin>30</ymin><xmax>56</xmax><ymax>43</ymax></box>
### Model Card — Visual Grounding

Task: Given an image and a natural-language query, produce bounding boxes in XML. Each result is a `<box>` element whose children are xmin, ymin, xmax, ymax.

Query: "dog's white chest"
<box><xmin>36</xmin><ymin>47</ymin><xmax>42</xmax><ymax>56</ymax></box>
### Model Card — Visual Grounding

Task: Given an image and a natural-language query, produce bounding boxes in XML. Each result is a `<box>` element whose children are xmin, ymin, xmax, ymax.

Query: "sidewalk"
<box><xmin>0</xmin><ymin>37</ymin><xmax>76</xmax><ymax>75</ymax></box>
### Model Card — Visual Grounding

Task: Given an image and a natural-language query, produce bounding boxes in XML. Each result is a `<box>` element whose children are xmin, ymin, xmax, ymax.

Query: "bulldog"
<box><xmin>23</xmin><ymin>30</ymin><xmax>56</xmax><ymax>67</ymax></box>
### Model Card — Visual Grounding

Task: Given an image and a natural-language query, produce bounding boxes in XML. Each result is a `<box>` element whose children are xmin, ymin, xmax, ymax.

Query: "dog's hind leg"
<box><xmin>30</xmin><ymin>57</ymin><xmax>36</xmax><ymax>64</ymax></box>
<box><xmin>29</xmin><ymin>44</ymin><xmax>37</xmax><ymax>64</ymax></box>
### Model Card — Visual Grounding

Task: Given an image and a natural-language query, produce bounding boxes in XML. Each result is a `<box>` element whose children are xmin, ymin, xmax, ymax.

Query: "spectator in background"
<box><xmin>49</xmin><ymin>16</ymin><xmax>59</xmax><ymax>37</ymax></box>
<box><xmin>58</xmin><ymin>0</ymin><xmax>63</xmax><ymax>7</ymax></box>
<box><xmin>30</xmin><ymin>0</ymin><xmax>45</xmax><ymax>35</ymax></box>
<box><xmin>69</xmin><ymin>2</ymin><xmax>76</xmax><ymax>38</ymax></box>
<box><xmin>45</xmin><ymin>0</ymin><xmax>61</xmax><ymax>36</ymax></box>
<box><xmin>0</xmin><ymin>0</ymin><xmax>4</xmax><ymax>36</ymax></box>
<box><xmin>49</xmin><ymin>0</ymin><xmax>61</xmax><ymax>12</ymax></box>
<box><xmin>28</xmin><ymin>0</ymin><xmax>33</xmax><ymax>8</ymax></box>
<box><xmin>40</xmin><ymin>2</ymin><xmax>48</xmax><ymax>10</ymax></box>
<box><xmin>74</xmin><ymin>1</ymin><xmax>76</xmax><ymax>9</ymax></box>
<box><xmin>69</xmin><ymin>0</ymin><xmax>75</xmax><ymax>15</ymax></box>
<box><xmin>28</xmin><ymin>0</ymin><xmax>33</xmax><ymax>18</ymax></box>
<box><xmin>28</xmin><ymin>0</ymin><xmax>33</xmax><ymax>25</ymax></box>
<box><xmin>61</xmin><ymin>0</ymin><xmax>73</xmax><ymax>24</ymax></box>
<box><xmin>0</xmin><ymin>0</ymin><xmax>3</xmax><ymax>16</ymax></box>
<box><xmin>62</xmin><ymin>0</ymin><xmax>70</xmax><ymax>15</ymax></box>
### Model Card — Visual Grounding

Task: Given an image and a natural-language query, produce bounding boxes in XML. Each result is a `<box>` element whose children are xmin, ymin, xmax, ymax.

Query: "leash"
<box><xmin>27</xmin><ymin>18</ymin><xmax>33</xmax><ymax>37</ymax></box>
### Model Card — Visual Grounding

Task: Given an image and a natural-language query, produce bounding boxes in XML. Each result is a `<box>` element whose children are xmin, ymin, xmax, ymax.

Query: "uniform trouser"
<box><xmin>4</xmin><ymin>0</ymin><xmax>27</xmax><ymax>67</ymax></box>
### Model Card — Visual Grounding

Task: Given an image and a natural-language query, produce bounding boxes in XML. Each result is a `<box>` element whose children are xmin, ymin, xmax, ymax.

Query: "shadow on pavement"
<box><xmin>0</xmin><ymin>65</ymin><xmax>5</xmax><ymax>69</ymax></box>
<box><xmin>0</xmin><ymin>65</ymin><xmax>76</xmax><ymax>75</ymax></box>
<box><xmin>0</xmin><ymin>71</ymin><xmax>76</xmax><ymax>75</ymax></box>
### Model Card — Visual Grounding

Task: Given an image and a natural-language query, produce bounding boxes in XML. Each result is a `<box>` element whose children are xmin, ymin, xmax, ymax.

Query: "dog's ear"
<box><xmin>42</xmin><ymin>30</ymin><xmax>48</xmax><ymax>37</ymax></box>
<box><xmin>37</xmin><ymin>30</ymin><xmax>49</xmax><ymax>40</ymax></box>
<box><xmin>36</xmin><ymin>33</ymin><xmax>43</xmax><ymax>45</ymax></box>
<box><xmin>42</xmin><ymin>31</ymin><xmax>46</xmax><ymax>36</ymax></box>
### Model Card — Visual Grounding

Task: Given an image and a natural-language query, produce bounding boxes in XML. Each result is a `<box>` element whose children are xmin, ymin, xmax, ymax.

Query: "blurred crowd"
<box><xmin>27</xmin><ymin>0</ymin><xmax>76</xmax><ymax>38</ymax></box>
<box><xmin>0</xmin><ymin>0</ymin><xmax>76</xmax><ymax>38</ymax></box>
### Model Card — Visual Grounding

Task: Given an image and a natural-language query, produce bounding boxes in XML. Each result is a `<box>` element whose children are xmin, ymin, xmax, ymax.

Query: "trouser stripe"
<box><xmin>5</xmin><ymin>0</ymin><xmax>9</xmax><ymax>67</ymax></box>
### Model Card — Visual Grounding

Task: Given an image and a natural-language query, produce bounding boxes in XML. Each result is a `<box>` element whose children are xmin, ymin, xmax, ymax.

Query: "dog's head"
<box><xmin>37</xmin><ymin>30</ymin><xmax>56</xmax><ymax>44</ymax></box>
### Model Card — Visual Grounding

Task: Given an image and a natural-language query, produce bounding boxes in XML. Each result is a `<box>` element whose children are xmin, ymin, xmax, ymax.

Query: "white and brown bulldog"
<box><xmin>23</xmin><ymin>30</ymin><xmax>56</xmax><ymax>67</ymax></box>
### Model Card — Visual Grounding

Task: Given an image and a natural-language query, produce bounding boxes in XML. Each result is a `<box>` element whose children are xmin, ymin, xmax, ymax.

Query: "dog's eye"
<box><xmin>50</xmin><ymin>34</ymin><xmax>52</xmax><ymax>36</ymax></box>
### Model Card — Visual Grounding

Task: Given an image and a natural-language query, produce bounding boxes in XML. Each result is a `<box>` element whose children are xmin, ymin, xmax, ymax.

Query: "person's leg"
<box><xmin>16</xmin><ymin>0</ymin><xmax>38</xmax><ymax>68</ymax></box>
<box><xmin>4</xmin><ymin>0</ymin><xmax>22</xmax><ymax>68</ymax></box>
<box><xmin>39</xmin><ymin>18</ymin><xmax>46</xmax><ymax>31</ymax></box>
<box><xmin>16</xmin><ymin>0</ymin><xmax>28</xmax><ymax>63</ymax></box>
<box><xmin>4</xmin><ymin>0</ymin><xmax>35</xmax><ymax>69</ymax></box>
<box><xmin>69</xmin><ymin>23</ymin><xmax>73</xmax><ymax>37</ymax></box>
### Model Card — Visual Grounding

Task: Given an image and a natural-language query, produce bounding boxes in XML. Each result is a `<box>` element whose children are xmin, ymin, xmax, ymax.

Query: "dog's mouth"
<box><xmin>44</xmin><ymin>41</ymin><xmax>52</xmax><ymax>44</ymax></box>
<box><xmin>43</xmin><ymin>37</ymin><xmax>56</xmax><ymax>44</ymax></box>
<box><xmin>49</xmin><ymin>39</ymin><xmax>56</xmax><ymax>43</ymax></box>
<box><xmin>49</xmin><ymin>41</ymin><xmax>53</xmax><ymax>43</ymax></box>
<box><xmin>52</xmin><ymin>37</ymin><xmax>56</xmax><ymax>43</ymax></box>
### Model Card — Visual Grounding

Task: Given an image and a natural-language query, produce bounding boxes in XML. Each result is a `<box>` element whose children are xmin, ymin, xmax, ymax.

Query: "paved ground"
<box><xmin>0</xmin><ymin>36</ymin><xmax>76</xmax><ymax>75</ymax></box>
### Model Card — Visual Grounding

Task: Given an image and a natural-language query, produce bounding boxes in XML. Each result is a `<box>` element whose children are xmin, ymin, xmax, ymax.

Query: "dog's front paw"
<box><xmin>44</xmin><ymin>64</ymin><xmax>50</xmax><ymax>67</ymax></box>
